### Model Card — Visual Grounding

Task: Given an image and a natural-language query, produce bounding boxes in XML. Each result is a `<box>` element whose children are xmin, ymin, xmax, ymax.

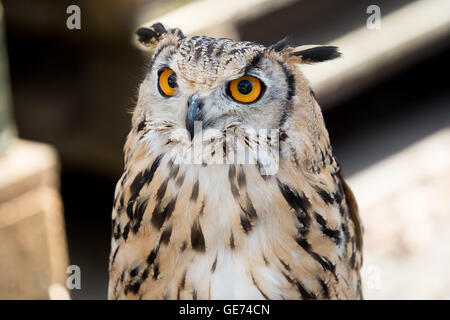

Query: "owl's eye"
<box><xmin>158</xmin><ymin>68</ymin><xmax>177</xmax><ymax>97</ymax></box>
<box><xmin>227</xmin><ymin>76</ymin><xmax>263</xmax><ymax>103</ymax></box>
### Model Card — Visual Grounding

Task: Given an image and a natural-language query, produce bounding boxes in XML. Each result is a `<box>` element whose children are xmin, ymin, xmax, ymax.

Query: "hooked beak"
<box><xmin>185</xmin><ymin>95</ymin><xmax>203</xmax><ymax>140</ymax></box>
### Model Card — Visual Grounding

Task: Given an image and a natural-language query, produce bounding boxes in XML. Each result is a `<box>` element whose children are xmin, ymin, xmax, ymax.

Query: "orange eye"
<box><xmin>158</xmin><ymin>68</ymin><xmax>177</xmax><ymax>97</ymax></box>
<box><xmin>228</xmin><ymin>76</ymin><xmax>263</xmax><ymax>103</ymax></box>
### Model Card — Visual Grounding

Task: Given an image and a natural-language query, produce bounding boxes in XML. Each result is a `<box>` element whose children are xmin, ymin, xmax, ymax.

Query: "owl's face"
<box><xmin>139</xmin><ymin>36</ymin><xmax>296</xmax><ymax>138</ymax></box>
<box><xmin>134</xmin><ymin>23</ymin><xmax>340</xmax><ymax>148</ymax></box>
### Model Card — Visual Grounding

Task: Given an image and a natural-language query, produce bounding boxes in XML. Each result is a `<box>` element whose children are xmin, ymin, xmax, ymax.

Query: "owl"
<box><xmin>108</xmin><ymin>23</ymin><xmax>363</xmax><ymax>300</ymax></box>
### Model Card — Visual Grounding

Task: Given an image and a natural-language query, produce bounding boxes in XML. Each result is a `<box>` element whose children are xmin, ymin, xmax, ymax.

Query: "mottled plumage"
<box><xmin>108</xmin><ymin>23</ymin><xmax>363</xmax><ymax>300</ymax></box>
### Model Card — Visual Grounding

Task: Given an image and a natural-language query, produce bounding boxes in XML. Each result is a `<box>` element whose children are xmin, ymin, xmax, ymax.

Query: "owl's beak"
<box><xmin>186</xmin><ymin>95</ymin><xmax>203</xmax><ymax>140</ymax></box>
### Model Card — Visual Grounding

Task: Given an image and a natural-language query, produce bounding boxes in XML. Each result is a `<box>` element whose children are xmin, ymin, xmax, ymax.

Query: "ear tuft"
<box><xmin>135</xmin><ymin>22</ymin><xmax>169</xmax><ymax>48</ymax></box>
<box><xmin>290</xmin><ymin>45</ymin><xmax>341</xmax><ymax>63</ymax></box>
<box><xmin>270</xmin><ymin>36</ymin><xmax>291</xmax><ymax>52</ymax></box>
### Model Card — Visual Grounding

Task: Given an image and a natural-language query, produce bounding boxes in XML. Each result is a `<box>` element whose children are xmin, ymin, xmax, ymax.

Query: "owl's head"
<box><xmin>133</xmin><ymin>23</ymin><xmax>340</xmax><ymax>150</ymax></box>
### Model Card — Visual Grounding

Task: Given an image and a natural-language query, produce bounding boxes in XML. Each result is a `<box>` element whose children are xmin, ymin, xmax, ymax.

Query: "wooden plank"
<box><xmin>0</xmin><ymin>139</ymin><xmax>59</xmax><ymax>203</ymax></box>
<box><xmin>0</xmin><ymin>139</ymin><xmax>69</xmax><ymax>299</ymax></box>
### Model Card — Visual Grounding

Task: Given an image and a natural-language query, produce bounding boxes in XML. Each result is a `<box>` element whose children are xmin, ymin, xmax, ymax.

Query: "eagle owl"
<box><xmin>108</xmin><ymin>23</ymin><xmax>363</xmax><ymax>300</ymax></box>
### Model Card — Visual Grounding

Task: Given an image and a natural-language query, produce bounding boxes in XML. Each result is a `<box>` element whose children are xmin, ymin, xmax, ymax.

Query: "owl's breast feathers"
<box><xmin>108</xmin><ymin>123</ymin><xmax>363</xmax><ymax>300</ymax></box>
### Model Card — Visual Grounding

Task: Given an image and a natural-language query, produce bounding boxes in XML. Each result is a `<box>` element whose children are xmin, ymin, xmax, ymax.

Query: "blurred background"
<box><xmin>0</xmin><ymin>0</ymin><xmax>448</xmax><ymax>299</ymax></box>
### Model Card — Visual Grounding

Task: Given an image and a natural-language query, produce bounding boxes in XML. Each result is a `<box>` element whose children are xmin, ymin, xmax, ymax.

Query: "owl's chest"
<box><xmin>163</xmin><ymin>164</ymin><xmax>296</xmax><ymax>299</ymax></box>
<box><xmin>185</xmin><ymin>248</ymin><xmax>272</xmax><ymax>299</ymax></box>
<box><xmin>113</xmin><ymin>153</ymin><xmax>350</xmax><ymax>299</ymax></box>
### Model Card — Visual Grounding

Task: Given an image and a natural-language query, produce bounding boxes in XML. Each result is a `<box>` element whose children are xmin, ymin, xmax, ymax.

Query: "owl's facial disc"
<box><xmin>143</xmin><ymin>36</ymin><xmax>296</xmax><ymax>141</ymax></box>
